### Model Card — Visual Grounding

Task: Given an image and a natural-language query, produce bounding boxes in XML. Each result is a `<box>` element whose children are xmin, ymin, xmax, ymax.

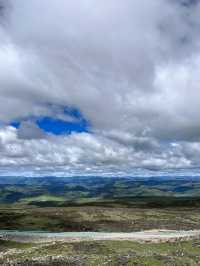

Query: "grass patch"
<box><xmin>0</xmin><ymin>240</ymin><xmax>35</xmax><ymax>250</ymax></box>
<box><xmin>2</xmin><ymin>240</ymin><xmax>200</xmax><ymax>266</ymax></box>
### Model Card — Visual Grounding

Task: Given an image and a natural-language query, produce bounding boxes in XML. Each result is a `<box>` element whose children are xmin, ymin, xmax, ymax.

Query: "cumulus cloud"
<box><xmin>0</xmin><ymin>126</ymin><xmax>194</xmax><ymax>176</ymax></box>
<box><xmin>0</xmin><ymin>0</ymin><xmax>200</xmax><ymax>175</ymax></box>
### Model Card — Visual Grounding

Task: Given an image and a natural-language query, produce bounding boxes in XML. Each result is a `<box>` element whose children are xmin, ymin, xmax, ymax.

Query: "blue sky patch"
<box><xmin>36</xmin><ymin>116</ymin><xmax>89</xmax><ymax>135</ymax></box>
<box><xmin>11</xmin><ymin>107</ymin><xmax>90</xmax><ymax>135</ymax></box>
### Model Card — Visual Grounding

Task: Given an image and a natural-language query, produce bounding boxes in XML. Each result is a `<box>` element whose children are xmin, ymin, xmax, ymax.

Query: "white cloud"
<box><xmin>0</xmin><ymin>0</ymin><xmax>200</xmax><ymax>175</ymax></box>
<box><xmin>0</xmin><ymin>126</ymin><xmax>196</xmax><ymax>176</ymax></box>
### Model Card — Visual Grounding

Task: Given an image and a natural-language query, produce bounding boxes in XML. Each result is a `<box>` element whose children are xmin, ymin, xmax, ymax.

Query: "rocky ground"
<box><xmin>1</xmin><ymin>238</ymin><xmax>200</xmax><ymax>265</ymax></box>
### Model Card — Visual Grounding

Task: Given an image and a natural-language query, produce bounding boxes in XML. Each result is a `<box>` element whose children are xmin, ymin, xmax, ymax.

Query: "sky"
<box><xmin>0</xmin><ymin>0</ymin><xmax>200</xmax><ymax>177</ymax></box>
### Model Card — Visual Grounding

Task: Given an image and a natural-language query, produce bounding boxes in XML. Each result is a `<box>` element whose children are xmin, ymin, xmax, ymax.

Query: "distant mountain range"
<box><xmin>0</xmin><ymin>176</ymin><xmax>200</xmax><ymax>206</ymax></box>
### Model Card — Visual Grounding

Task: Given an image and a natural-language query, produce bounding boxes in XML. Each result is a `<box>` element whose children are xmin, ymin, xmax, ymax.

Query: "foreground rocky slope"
<box><xmin>1</xmin><ymin>238</ymin><xmax>200</xmax><ymax>266</ymax></box>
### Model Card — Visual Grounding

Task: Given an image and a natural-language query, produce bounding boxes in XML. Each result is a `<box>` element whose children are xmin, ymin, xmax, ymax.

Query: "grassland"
<box><xmin>1</xmin><ymin>205</ymin><xmax>200</xmax><ymax>232</ymax></box>
<box><xmin>1</xmin><ymin>239</ymin><xmax>200</xmax><ymax>265</ymax></box>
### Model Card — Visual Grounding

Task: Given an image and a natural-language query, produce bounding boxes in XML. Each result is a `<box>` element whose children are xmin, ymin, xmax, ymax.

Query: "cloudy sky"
<box><xmin>0</xmin><ymin>0</ymin><xmax>200</xmax><ymax>177</ymax></box>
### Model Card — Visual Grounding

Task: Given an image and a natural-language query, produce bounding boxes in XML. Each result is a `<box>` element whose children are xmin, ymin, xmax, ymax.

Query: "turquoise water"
<box><xmin>0</xmin><ymin>230</ymin><xmax>198</xmax><ymax>239</ymax></box>
<box><xmin>0</xmin><ymin>230</ymin><xmax>110</xmax><ymax>238</ymax></box>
